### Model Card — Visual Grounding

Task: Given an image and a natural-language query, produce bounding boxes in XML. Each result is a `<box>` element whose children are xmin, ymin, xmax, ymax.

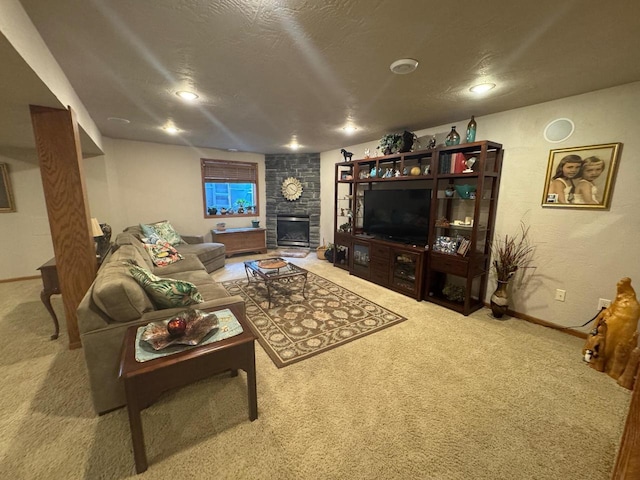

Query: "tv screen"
<box><xmin>363</xmin><ymin>189</ymin><xmax>431</xmax><ymax>244</ymax></box>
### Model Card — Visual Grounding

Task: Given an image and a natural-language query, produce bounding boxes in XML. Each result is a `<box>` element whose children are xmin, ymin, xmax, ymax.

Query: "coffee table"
<box><xmin>119</xmin><ymin>303</ymin><xmax>257</xmax><ymax>473</ymax></box>
<box><xmin>244</xmin><ymin>257</ymin><xmax>308</xmax><ymax>308</ymax></box>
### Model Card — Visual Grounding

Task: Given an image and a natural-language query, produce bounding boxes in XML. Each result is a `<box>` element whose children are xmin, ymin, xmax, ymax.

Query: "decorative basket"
<box><xmin>316</xmin><ymin>245</ymin><xmax>327</xmax><ymax>260</ymax></box>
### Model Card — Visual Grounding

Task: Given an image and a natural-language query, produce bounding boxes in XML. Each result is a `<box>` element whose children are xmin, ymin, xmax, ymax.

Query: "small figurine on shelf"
<box><xmin>427</xmin><ymin>136</ymin><xmax>436</xmax><ymax>149</ymax></box>
<box><xmin>364</xmin><ymin>148</ymin><xmax>371</xmax><ymax>159</ymax></box>
<box><xmin>340</xmin><ymin>149</ymin><xmax>354</xmax><ymax>161</ymax></box>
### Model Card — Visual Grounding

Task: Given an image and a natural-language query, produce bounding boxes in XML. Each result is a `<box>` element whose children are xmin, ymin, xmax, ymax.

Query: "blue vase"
<box><xmin>445</xmin><ymin>126</ymin><xmax>460</xmax><ymax>146</ymax></box>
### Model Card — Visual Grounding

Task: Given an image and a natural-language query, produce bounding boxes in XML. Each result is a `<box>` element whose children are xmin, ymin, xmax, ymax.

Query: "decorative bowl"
<box><xmin>454</xmin><ymin>184</ymin><xmax>477</xmax><ymax>199</ymax></box>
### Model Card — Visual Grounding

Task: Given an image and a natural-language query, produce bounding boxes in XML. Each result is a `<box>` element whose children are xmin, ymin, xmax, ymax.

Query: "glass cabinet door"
<box><xmin>392</xmin><ymin>251</ymin><xmax>419</xmax><ymax>293</ymax></box>
<box><xmin>352</xmin><ymin>242</ymin><xmax>370</xmax><ymax>277</ymax></box>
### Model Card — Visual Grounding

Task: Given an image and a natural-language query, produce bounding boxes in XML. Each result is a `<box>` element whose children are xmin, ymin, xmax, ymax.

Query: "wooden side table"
<box><xmin>38</xmin><ymin>257</ymin><xmax>61</xmax><ymax>340</ymax></box>
<box><xmin>119</xmin><ymin>303</ymin><xmax>258</xmax><ymax>474</ymax></box>
<box><xmin>212</xmin><ymin>227</ymin><xmax>267</xmax><ymax>257</ymax></box>
<box><xmin>38</xmin><ymin>252</ymin><xmax>107</xmax><ymax>340</ymax></box>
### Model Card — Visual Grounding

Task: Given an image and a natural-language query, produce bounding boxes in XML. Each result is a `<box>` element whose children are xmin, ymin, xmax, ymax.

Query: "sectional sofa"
<box><xmin>77</xmin><ymin>226</ymin><xmax>243</xmax><ymax>414</ymax></box>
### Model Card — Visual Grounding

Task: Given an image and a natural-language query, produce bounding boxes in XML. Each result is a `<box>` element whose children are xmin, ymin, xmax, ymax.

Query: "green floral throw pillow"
<box><xmin>128</xmin><ymin>263</ymin><xmax>203</xmax><ymax>308</ymax></box>
<box><xmin>150</xmin><ymin>221</ymin><xmax>183</xmax><ymax>246</ymax></box>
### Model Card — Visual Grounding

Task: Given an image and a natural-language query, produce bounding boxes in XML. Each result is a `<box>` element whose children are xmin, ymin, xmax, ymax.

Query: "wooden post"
<box><xmin>30</xmin><ymin>105</ymin><xmax>97</xmax><ymax>349</ymax></box>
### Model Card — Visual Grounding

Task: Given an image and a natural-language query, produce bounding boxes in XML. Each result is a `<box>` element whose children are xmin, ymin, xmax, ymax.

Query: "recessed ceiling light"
<box><xmin>343</xmin><ymin>126</ymin><xmax>357</xmax><ymax>134</ymax></box>
<box><xmin>390</xmin><ymin>58</ymin><xmax>419</xmax><ymax>75</ymax></box>
<box><xmin>163</xmin><ymin>126</ymin><xmax>179</xmax><ymax>134</ymax></box>
<box><xmin>176</xmin><ymin>91</ymin><xmax>199</xmax><ymax>101</ymax></box>
<box><xmin>289</xmin><ymin>143</ymin><xmax>300</xmax><ymax>150</ymax></box>
<box><xmin>107</xmin><ymin>117</ymin><xmax>130</xmax><ymax>124</ymax></box>
<box><xmin>469</xmin><ymin>83</ymin><xmax>496</xmax><ymax>94</ymax></box>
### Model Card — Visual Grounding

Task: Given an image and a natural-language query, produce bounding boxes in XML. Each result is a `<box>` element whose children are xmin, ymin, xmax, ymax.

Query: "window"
<box><xmin>201</xmin><ymin>159</ymin><xmax>258</xmax><ymax>217</ymax></box>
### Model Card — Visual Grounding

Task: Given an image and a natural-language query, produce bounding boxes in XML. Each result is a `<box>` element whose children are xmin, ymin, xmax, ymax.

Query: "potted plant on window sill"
<box><xmin>236</xmin><ymin>199</ymin><xmax>249</xmax><ymax>214</ymax></box>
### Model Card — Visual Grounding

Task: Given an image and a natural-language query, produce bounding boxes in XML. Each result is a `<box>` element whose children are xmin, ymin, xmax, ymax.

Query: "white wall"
<box><xmin>87</xmin><ymin>139</ymin><xmax>266</xmax><ymax>239</ymax></box>
<box><xmin>321</xmin><ymin>82</ymin><xmax>640</xmax><ymax>331</ymax></box>
<box><xmin>0</xmin><ymin>153</ymin><xmax>53</xmax><ymax>278</ymax></box>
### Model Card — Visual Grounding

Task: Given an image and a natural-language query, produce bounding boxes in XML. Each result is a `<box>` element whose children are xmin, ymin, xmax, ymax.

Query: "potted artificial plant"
<box><xmin>490</xmin><ymin>223</ymin><xmax>535</xmax><ymax>318</ymax></box>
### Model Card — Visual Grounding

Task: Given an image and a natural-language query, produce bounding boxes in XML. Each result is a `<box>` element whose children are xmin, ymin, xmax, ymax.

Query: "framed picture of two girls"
<box><xmin>542</xmin><ymin>142</ymin><xmax>622</xmax><ymax>209</ymax></box>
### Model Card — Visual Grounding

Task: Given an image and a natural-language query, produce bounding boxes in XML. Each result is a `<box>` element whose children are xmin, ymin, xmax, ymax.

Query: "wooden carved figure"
<box><xmin>582</xmin><ymin>277</ymin><xmax>640</xmax><ymax>382</ymax></box>
<box><xmin>340</xmin><ymin>149</ymin><xmax>353</xmax><ymax>161</ymax></box>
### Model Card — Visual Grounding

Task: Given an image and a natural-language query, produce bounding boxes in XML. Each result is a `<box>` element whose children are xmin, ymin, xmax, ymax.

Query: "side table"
<box><xmin>37</xmin><ymin>257</ymin><xmax>60</xmax><ymax>340</ymax></box>
<box><xmin>38</xmin><ymin>253</ymin><xmax>106</xmax><ymax>340</ymax></box>
<box><xmin>119</xmin><ymin>303</ymin><xmax>258</xmax><ymax>474</ymax></box>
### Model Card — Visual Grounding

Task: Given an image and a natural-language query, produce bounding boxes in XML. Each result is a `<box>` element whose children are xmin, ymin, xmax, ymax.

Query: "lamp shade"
<box><xmin>90</xmin><ymin>218</ymin><xmax>103</xmax><ymax>237</ymax></box>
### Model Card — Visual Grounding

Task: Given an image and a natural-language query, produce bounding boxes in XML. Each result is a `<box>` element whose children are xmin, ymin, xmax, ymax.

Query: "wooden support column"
<box><xmin>30</xmin><ymin>105</ymin><xmax>97</xmax><ymax>349</ymax></box>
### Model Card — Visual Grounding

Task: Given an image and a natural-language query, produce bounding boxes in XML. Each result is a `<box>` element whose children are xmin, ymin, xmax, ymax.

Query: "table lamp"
<box><xmin>91</xmin><ymin>218</ymin><xmax>103</xmax><ymax>254</ymax></box>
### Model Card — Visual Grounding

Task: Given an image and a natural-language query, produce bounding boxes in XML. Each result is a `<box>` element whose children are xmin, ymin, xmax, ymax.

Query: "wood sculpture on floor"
<box><xmin>582</xmin><ymin>277</ymin><xmax>640</xmax><ymax>389</ymax></box>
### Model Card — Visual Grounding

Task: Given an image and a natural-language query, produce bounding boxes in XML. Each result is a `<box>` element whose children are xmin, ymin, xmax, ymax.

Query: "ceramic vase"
<box><xmin>490</xmin><ymin>280</ymin><xmax>509</xmax><ymax>318</ymax></box>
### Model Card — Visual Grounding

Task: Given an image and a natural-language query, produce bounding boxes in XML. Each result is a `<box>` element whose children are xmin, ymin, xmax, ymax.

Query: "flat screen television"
<box><xmin>363</xmin><ymin>189</ymin><xmax>431</xmax><ymax>244</ymax></box>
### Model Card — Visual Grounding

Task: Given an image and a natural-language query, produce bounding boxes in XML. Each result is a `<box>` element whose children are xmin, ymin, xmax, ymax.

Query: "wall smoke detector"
<box><xmin>390</xmin><ymin>58</ymin><xmax>418</xmax><ymax>75</ymax></box>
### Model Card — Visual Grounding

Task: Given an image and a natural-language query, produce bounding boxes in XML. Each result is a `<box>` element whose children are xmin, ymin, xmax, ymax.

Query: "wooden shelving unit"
<box><xmin>333</xmin><ymin>141</ymin><xmax>503</xmax><ymax>313</ymax></box>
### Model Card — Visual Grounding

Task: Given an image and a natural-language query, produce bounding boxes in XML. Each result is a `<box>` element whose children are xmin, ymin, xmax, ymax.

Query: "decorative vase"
<box><xmin>251</xmin><ymin>220</ymin><xmax>260</xmax><ymax>228</ymax></box>
<box><xmin>445</xmin><ymin>126</ymin><xmax>460</xmax><ymax>146</ymax></box>
<box><xmin>490</xmin><ymin>280</ymin><xmax>510</xmax><ymax>318</ymax></box>
<box><xmin>466</xmin><ymin>116</ymin><xmax>477</xmax><ymax>143</ymax></box>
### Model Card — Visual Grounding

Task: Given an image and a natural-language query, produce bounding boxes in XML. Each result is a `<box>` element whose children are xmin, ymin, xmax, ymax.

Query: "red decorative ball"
<box><xmin>167</xmin><ymin>317</ymin><xmax>187</xmax><ymax>337</ymax></box>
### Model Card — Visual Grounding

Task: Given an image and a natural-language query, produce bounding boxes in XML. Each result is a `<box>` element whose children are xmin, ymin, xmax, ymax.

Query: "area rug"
<box><xmin>222</xmin><ymin>272</ymin><xmax>406</xmax><ymax>367</ymax></box>
<box><xmin>276</xmin><ymin>248</ymin><xmax>309</xmax><ymax>258</ymax></box>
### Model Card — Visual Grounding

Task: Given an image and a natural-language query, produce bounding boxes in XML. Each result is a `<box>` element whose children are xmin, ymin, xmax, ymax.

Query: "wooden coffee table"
<box><xmin>244</xmin><ymin>257</ymin><xmax>308</xmax><ymax>308</ymax></box>
<box><xmin>118</xmin><ymin>303</ymin><xmax>257</xmax><ymax>473</ymax></box>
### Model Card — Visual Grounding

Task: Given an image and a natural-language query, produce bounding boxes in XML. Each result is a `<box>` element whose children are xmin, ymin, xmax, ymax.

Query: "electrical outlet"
<box><xmin>598</xmin><ymin>298</ymin><xmax>611</xmax><ymax>310</ymax></box>
<box><xmin>555</xmin><ymin>289</ymin><xmax>566</xmax><ymax>301</ymax></box>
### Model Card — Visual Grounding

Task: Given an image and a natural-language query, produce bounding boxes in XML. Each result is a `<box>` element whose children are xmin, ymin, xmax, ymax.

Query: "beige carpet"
<box><xmin>222</xmin><ymin>272</ymin><xmax>406</xmax><ymax>367</ymax></box>
<box><xmin>0</xmin><ymin>255</ymin><xmax>632</xmax><ymax>479</ymax></box>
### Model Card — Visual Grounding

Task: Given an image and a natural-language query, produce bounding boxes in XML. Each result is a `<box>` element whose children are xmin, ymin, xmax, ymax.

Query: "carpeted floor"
<box><xmin>0</xmin><ymin>253</ymin><xmax>632</xmax><ymax>479</ymax></box>
<box><xmin>222</xmin><ymin>272</ymin><xmax>406</xmax><ymax>367</ymax></box>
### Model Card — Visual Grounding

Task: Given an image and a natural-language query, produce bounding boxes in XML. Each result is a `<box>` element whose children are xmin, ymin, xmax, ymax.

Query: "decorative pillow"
<box><xmin>150</xmin><ymin>221</ymin><xmax>183</xmax><ymax>246</ymax></box>
<box><xmin>127</xmin><ymin>263</ymin><xmax>203</xmax><ymax>308</ymax></box>
<box><xmin>143</xmin><ymin>242</ymin><xmax>183</xmax><ymax>267</ymax></box>
<box><xmin>140</xmin><ymin>223</ymin><xmax>165</xmax><ymax>242</ymax></box>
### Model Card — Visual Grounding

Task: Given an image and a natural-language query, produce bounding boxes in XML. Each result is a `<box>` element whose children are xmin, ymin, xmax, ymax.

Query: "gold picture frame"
<box><xmin>0</xmin><ymin>163</ymin><xmax>16</xmax><ymax>213</ymax></box>
<box><xmin>541</xmin><ymin>143</ymin><xmax>622</xmax><ymax>209</ymax></box>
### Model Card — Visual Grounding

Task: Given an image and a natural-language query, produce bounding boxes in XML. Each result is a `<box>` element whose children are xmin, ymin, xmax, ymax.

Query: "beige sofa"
<box><xmin>77</xmin><ymin>231</ymin><xmax>243</xmax><ymax>414</ymax></box>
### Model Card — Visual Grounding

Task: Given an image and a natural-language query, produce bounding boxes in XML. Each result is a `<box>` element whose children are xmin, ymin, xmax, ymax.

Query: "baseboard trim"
<box><xmin>0</xmin><ymin>275</ymin><xmax>40</xmax><ymax>283</ymax></box>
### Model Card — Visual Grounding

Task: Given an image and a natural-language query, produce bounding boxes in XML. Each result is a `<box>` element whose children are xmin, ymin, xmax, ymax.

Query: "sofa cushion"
<box><xmin>92</xmin><ymin>259</ymin><xmax>155</xmax><ymax>322</ymax></box>
<box><xmin>143</xmin><ymin>242</ymin><xmax>183</xmax><ymax>267</ymax></box>
<box><xmin>176</xmin><ymin>242</ymin><xmax>225</xmax><ymax>264</ymax></box>
<box><xmin>128</xmin><ymin>263</ymin><xmax>204</xmax><ymax>308</ymax></box>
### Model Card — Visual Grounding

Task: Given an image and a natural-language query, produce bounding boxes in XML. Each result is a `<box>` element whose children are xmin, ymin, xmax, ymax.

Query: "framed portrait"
<box><xmin>0</xmin><ymin>163</ymin><xmax>16</xmax><ymax>213</ymax></box>
<box><xmin>541</xmin><ymin>142</ymin><xmax>622</xmax><ymax>209</ymax></box>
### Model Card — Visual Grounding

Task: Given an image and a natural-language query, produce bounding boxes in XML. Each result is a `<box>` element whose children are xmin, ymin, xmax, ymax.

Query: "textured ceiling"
<box><xmin>6</xmin><ymin>0</ymin><xmax>640</xmax><ymax>154</ymax></box>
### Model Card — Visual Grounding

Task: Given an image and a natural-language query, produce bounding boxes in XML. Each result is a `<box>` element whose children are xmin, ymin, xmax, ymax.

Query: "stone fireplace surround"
<box><xmin>265</xmin><ymin>153</ymin><xmax>320</xmax><ymax>250</ymax></box>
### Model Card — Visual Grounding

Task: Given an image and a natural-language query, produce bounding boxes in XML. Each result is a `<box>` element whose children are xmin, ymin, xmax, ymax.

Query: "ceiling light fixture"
<box><xmin>469</xmin><ymin>83</ymin><xmax>496</xmax><ymax>94</ymax></box>
<box><xmin>289</xmin><ymin>142</ymin><xmax>300</xmax><ymax>150</ymax></box>
<box><xmin>390</xmin><ymin>58</ymin><xmax>419</xmax><ymax>75</ymax></box>
<box><xmin>176</xmin><ymin>90</ymin><xmax>199</xmax><ymax>101</ymax></box>
<box><xmin>163</xmin><ymin>125</ymin><xmax>179</xmax><ymax>134</ymax></box>
<box><xmin>343</xmin><ymin>125</ymin><xmax>357</xmax><ymax>134</ymax></box>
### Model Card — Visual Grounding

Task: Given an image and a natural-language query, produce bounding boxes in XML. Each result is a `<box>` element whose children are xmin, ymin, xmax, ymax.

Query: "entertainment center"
<box><xmin>333</xmin><ymin>140</ymin><xmax>503</xmax><ymax>315</ymax></box>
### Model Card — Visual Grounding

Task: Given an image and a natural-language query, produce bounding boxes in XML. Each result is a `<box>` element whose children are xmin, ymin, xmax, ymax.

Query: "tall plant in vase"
<box><xmin>490</xmin><ymin>223</ymin><xmax>535</xmax><ymax>318</ymax></box>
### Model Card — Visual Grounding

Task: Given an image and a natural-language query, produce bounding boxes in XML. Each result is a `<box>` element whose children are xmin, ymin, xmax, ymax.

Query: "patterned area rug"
<box><xmin>222</xmin><ymin>272</ymin><xmax>406</xmax><ymax>367</ymax></box>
